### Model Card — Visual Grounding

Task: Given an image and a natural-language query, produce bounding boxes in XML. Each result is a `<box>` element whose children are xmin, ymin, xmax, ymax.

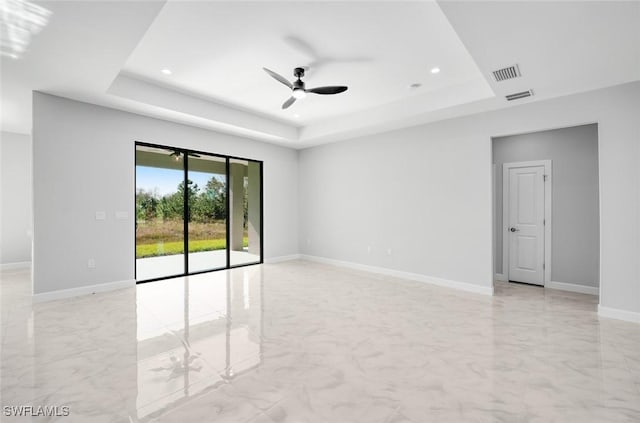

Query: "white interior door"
<box><xmin>508</xmin><ymin>165</ymin><xmax>545</xmax><ymax>285</ymax></box>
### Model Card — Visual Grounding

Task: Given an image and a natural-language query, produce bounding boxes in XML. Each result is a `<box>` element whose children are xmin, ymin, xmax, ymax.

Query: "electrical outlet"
<box><xmin>387</xmin><ymin>248</ymin><xmax>392</xmax><ymax>256</ymax></box>
<box><xmin>367</xmin><ymin>245</ymin><xmax>371</xmax><ymax>254</ymax></box>
<box><xmin>87</xmin><ymin>258</ymin><xmax>96</xmax><ymax>268</ymax></box>
<box><xmin>307</xmin><ymin>239</ymin><xmax>311</xmax><ymax>246</ymax></box>
<box><xmin>95</xmin><ymin>211</ymin><xmax>106</xmax><ymax>220</ymax></box>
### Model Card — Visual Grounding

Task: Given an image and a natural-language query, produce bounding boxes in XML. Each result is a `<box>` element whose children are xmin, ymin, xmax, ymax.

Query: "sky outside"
<box><xmin>136</xmin><ymin>166</ymin><xmax>224</xmax><ymax>197</ymax></box>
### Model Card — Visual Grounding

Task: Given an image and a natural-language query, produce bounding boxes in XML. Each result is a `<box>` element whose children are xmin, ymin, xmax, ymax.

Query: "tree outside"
<box><xmin>135</xmin><ymin>176</ymin><xmax>247</xmax><ymax>258</ymax></box>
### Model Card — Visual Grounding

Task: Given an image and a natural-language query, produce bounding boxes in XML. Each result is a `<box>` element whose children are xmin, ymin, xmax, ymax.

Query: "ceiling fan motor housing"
<box><xmin>293</xmin><ymin>67</ymin><xmax>305</xmax><ymax>79</ymax></box>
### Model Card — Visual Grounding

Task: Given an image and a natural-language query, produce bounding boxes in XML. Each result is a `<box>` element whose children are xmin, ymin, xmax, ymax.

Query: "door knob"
<box><xmin>510</xmin><ymin>227</ymin><xmax>519</xmax><ymax>232</ymax></box>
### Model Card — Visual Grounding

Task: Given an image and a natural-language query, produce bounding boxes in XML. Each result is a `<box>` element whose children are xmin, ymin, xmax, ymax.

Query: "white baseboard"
<box><xmin>264</xmin><ymin>254</ymin><xmax>301</xmax><ymax>264</ymax></box>
<box><xmin>546</xmin><ymin>281</ymin><xmax>599</xmax><ymax>296</ymax></box>
<box><xmin>33</xmin><ymin>279</ymin><xmax>135</xmax><ymax>303</ymax></box>
<box><xmin>1</xmin><ymin>261</ymin><xmax>31</xmax><ymax>271</ymax></box>
<box><xmin>598</xmin><ymin>305</ymin><xmax>640</xmax><ymax>324</ymax></box>
<box><xmin>300</xmin><ymin>255</ymin><xmax>493</xmax><ymax>296</ymax></box>
<box><xmin>494</xmin><ymin>273</ymin><xmax>507</xmax><ymax>282</ymax></box>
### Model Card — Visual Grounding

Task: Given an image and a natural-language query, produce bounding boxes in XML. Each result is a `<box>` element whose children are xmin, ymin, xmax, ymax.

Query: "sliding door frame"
<box><xmin>134</xmin><ymin>141</ymin><xmax>264</xmax><ymax>284</ymax></box>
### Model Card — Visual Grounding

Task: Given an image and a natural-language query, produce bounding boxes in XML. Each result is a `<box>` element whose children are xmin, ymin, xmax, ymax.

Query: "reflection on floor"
<box><xmin>1</xmin><ymin>262</ymin><xmax>639</xmax><ymax>422</ymax></box>
<box><xmin>136</xmin><ymin>249</ymin><xmax>260</xmax><ymax>281</ymax></box>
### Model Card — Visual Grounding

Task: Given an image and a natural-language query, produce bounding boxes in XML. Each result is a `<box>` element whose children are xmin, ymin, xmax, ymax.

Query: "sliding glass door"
<box><xmin>135</xmin><ymin>142</ymin><xmax>262</xmax><ymax>283</ymax></box>
<box><xmin>187</xmin><ymin>154</ymin><xmax>227</xmax><ymax>273</ymax></box>
<box><xmin>135</xmin><ymin>145</ymin><xmax>185</xmax><ymax>281</ymax></box>
<box><xmin>229</xmin><ymin>159</ymin><xmax>262</xmax><ymax>266</ymax></box>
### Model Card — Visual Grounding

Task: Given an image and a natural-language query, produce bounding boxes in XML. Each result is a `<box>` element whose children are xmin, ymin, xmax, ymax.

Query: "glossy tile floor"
<box><xmin>1</xmin><ymin>261</ymin><xmax>639</xmax><ymax>422</ymax></box>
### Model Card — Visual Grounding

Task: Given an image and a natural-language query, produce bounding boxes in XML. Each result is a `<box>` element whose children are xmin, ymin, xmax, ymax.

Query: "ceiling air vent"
<box><xmin>505</xmin><ymin>90</ymin><xmax>534</xmax><ymax>101</ymax></box>
<box><xmin>492</xmin><ymin>64</ymin><xmax>521</xmax><ymax>82</ymax></box>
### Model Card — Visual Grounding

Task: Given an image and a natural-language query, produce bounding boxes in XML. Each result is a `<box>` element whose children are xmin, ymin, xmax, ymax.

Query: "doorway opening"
<box><xmin>492</xmin><ymin>124</ymin><xmax>600</xmax><ymax>295</ymax></box>
<box><xmin>135</xmin><ymin>142</ymin><xmax>263</xmax><ymax>283</ymax></box>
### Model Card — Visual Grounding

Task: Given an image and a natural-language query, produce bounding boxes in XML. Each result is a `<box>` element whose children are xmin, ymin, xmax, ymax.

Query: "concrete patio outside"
<box><xmin>136</xmin><ymin>250</ymin><xmax>260</xmax><ymax>281</ymax></box>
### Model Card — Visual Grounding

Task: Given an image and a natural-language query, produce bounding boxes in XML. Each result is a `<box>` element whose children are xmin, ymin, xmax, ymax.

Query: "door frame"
<box><xmin>502</xmin><ymin>160</ymin><xmax>552</xmax><ymax>285</ymax></box>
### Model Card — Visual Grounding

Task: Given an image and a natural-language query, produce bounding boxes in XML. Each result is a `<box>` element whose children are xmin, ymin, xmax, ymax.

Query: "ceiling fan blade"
<box><xmin>283</xmin><ymin>35</ymin><xmax>319</xmax><ymax>60</ymax></box>
<box><xmin>282</xmin><ymin>97</ymin><xmax>296</xmax><ymax>109</ymax></box>
<box><xmin>307</xmin><ymin>86</ymin><xmax>348</xmax><ymax>95</ymax></box>
<box><xmin>189</xmin><ymin>153</ymin><xmax>201</xmax><ymax>158</ymax></box>
<box><xmin>263</xmin><ymin>67</ymin><xmax>293</xmax><ymax>89</ymax></box>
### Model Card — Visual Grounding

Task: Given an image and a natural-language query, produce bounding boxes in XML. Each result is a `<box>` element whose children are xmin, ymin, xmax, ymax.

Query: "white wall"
<box><xmin>493</xmin><ymin>124</ymin><xmax>599</xmax><ymax>288</ymax></box>
<box><xmin>299</xmin><ymin>117</ymin><xmax>493</xmax><ymax>290</ymax></box>
<box><xmin>299</xmin><ymin>82</ymin><xmax>640</xmax><ymax>316</ymax></box>
<box><xmin>32</xmin><ymin>93</ymin><xmax>298</xmax><ymax>295</ymax></box>
<box><xmin>0</xmin><ymin>131</ymin><xmax>32</xmax><ymax>265</ymax></box>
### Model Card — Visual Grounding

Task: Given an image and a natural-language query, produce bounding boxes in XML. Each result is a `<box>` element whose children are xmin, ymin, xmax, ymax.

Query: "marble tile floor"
<box><xmin>1</xmin><ymin>260</ymin><xmax>639</xmax><ymax>422</ymax></box>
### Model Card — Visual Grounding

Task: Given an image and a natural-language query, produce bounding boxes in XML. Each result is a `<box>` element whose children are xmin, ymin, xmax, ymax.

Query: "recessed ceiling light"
<box><xmin>161</xmin><ymin>68</ymin><xmax>172</xmax><ymax>75</ymax></box>
<box><xmin>409</xmin><ymin>83</ymin><xmax>422</xmax><ymax>89</ymax></box>
<box><xmin>293</xmin><ymin>113</ymin><xmax>300</xmax><ymax>118</ymax></box>
<box><xmin>431</xmin><ymin>67</ymin><xmax>440</xmax><ymax>74</ymax></box>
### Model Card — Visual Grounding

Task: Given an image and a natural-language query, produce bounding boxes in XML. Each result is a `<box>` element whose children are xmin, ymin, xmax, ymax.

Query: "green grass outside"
<box><xmin>137</xmin><ymin>237</ymin><xmax>248</xmax><ymax>258</ymax></box>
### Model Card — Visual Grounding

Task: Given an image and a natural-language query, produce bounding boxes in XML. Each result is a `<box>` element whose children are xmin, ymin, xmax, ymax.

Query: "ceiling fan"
<box><xmin>263</xmin><ymin>67</ymin><xmax>348</xmax><ymax>109</ymax></box>
<box><xmin>169</xmin><ymin>149</ymin><xmax>200</xmax><ymax>160</ymax></box>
